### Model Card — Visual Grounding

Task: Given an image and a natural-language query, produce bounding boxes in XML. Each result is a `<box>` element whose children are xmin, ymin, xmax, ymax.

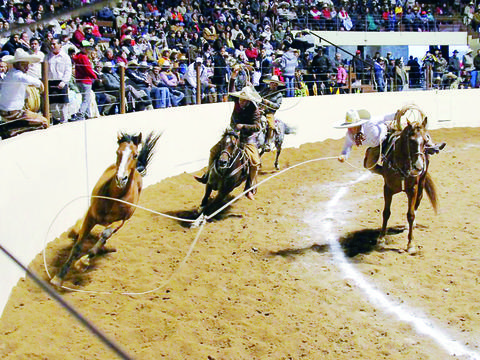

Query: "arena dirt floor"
<box><xmin>1</xmin><ymin>127</ymin><xmax>480</xmax><ymax>359</ymax></box>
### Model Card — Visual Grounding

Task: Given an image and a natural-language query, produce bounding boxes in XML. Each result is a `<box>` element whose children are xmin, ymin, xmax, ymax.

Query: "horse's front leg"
<box><xmin>199</xmin><ymin>184</ymin><xmax>213</xmax><ymax>212</ymax></box>
<box><xmin>50</xmin><ymin>215</ymin><xmax>96</xmax><ymax>287</ymax></box>
<box><xmin>274</xmin><ymin>144</ymin><xmax>282</xmax><ymax>170</ymax></box>
<box><xmin>74</xmin><ymin>220</ymin><xmax>125</xmax><ymax>271</ymax></box>
<box><xmin>378</xmin><ymin>185</ymin><xmax>393</xmax><ymax>247</ymax></box>
<box><xmin>406</xmin><ymin>186</ymin><xmax>419</xmax><ymax>254</ymax></box>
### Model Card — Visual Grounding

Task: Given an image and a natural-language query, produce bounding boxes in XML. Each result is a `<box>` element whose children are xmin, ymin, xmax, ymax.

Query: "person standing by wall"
<box><xmin>46</xmin><ymin>38</ymin><xmax>72</xmax><ymax>124</ymax></box>
<box><xmin>277</xmin><ymin>46</ymin><xmax>298</xmax><ymax>98</ymax></box>
<box><xmin>72</xmin><ymin>40</ymin><xmax>97</xmax><ymax>121</ymax></box>
<box><xmin>472</xmin><ymin>49</ymin><xmax>480</xmax><ymax>88</ymax></box>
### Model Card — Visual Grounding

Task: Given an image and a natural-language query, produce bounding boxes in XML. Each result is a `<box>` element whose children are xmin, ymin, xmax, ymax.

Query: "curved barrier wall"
<box><xmin>1</xmin><ymin>89</ymin><xmax>479</xmax><ymax>315</ymax></box>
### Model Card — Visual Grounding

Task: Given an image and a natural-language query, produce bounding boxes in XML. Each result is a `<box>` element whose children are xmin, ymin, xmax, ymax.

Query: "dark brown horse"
<box><xmin>378</xmin><ymin>118</ymin><xmax>438</xmax><ymax>254</ymax></box>
<box><xmin>51</xmin><ymin>132</ymin><xmax>160</xmax><ymax>287</ymax></box>
<box><xmin>199</xmin><ymin>129</ymin><xmax>249</xmax><ymax>212</ymax></box>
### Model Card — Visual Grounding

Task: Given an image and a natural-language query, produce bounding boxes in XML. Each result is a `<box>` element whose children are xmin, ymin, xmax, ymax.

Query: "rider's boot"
<box><xmin>425</xmin><ymin>142</ymin><xmax>446</xmax><ymax>155</ymax></box>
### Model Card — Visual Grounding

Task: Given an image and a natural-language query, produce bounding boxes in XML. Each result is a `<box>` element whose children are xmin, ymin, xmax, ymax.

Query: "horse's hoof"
<box><xmin>407</xmin><ymin>246</ymin><xmax>417</xmax><ymax>255</ymax></box>
<box><xmin>377</xmin><ymin>237</ymin><xmax>386</xmax><ymax>248</ymax></box>
<box><xmin>50</xmin><ymin>275</ymin><xmax>63</xmax><ymax>288</ymax></box>
<box><xmin>74</xmin><ymin>255</ymin><xmax>90</xmax><ymax>271</ymax></box>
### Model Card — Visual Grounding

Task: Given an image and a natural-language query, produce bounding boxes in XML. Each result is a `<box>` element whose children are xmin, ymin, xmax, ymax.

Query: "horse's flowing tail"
<box><xmin>284</xmin><ymin>122</ymin><xmax>297</xmax><ymax>135</ymax></box>
<box><xmin>137</xmin><ymin>132</ymin><xmax>161</xmax><ymax>176</ymax></box>
<box><xmin>424</xmin><ymin>172</ymin><xmax>438</xmax><ymax>215</ymax></box>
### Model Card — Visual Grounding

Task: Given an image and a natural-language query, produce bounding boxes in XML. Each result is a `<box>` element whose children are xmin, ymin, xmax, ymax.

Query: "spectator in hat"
<box><xmin>72</xmin><ymin>40</ymin><xmax>97</xmax><ymax>121</ymax></box>
<box><xmin>448</xmin><ymin>50</ymin><xmax>461</xmax><ymax>76</ymax></box>
<box><xmin>146</xmin><ymin>61</ymin><xmax>171</xmax><ymax>108</ymax></box>
<box><xmin>310</xmin><ymin>46</ymin><xmax>333</xmax><ymax>95</ymax></box>
<box><xmin>125</xmin><ymin>59</ymin><xmax>153</xmax><ymax>111</ymax></box>
<box><xmin>92</xmin><ymin>63</ymin><xmax>117</xmax><ymax>116</ymax></box>
<box><xmin>95</xmin><ymin>61</ymin><xmax>120</xmax><ymax>115</ymax></box>
<box><xmin>184</xmin><ymin>56</ymin><xmax>214</xmax><ymax>105</ymax></box>
<box><xmin>0</xmin><ymin>48</ymin><xmax>47</xmax><ymax>138</ymax></box>
<box><xmin>212</xmin><ymin>44</ymin><xmax>229</xmax><ymax>102</ymax></box>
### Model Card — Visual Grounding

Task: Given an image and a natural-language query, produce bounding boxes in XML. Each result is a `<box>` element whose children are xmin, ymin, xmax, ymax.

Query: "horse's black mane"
<box><xmin>223</xmin><ymin>128</ymin><xmax>239</xmax><ymax>139</ymax></box>
<box><xmin>117</xmin><ymin>132</ymin><xmax>140</xmax><ymax>144</ymax></box>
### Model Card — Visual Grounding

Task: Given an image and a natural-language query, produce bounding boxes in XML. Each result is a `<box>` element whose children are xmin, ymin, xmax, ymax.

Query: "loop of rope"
<box><xmin>43</xmin><ymin>155</ymin><xmax>343</xmax><ymax>296</ymax></box>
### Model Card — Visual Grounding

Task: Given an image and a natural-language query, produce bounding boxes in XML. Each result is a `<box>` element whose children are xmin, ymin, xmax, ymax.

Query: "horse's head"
<box><xmin>216</xmin><ymin>130</ymin><xmax>240</xmax><ymax>171</ymax></box>
<box><xmin>398</xmin><ymin>118</ymin><xmax>428</xmax><ymax>177</ymax></box>
<box><xmin>115</xmin><ymin>132</ymin><xmax>142</xmax><ymax>188</ymax></box>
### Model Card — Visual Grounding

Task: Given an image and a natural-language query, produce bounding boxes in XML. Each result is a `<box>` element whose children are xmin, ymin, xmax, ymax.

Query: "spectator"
<box><xmin>92</xmin><ymin>63</ymin><xmax>117</xmax><ymax>116</ymax></box>
<box><xmin>407</xmin><ymin>55</ymin><xmax>421</xmax><ymax>88</ymax></box>
<box><xmin>336</xmin><ymin>63</ymin><xmax>347</xmax><ymax>93</ymax></box>
<box><xmin>472</xmin><ymin>49</ymin><xmax>480</xmax><ymax>88</ymax></box>
<box><xmin>158</xmin><ymin>61</ymin><xmax>185</xmax><ymax>107</ymax></box>
<box><xmin>245</xmin><ymin>41</ymin><xmax>259</xmax><ymax>63</ymax></box>
<box><xmin>146</xmin><ymin>61</ymin><xmax>171</xmax><ymax>109</ymax></box>
<box><xmin>184</xmin><ymin>56</ymin><xmax>214</xmax><ymax>105</ymax></box>
<box><xmin>46</xmin><ymin>38</ymin><xmax>72</xmax><ymax>124</ymax></box>
<box><xmin>0</xmin><ymin>60</ymin><xmax>7</xmax><ymax>81</ymax></box>
<box><xmin>338</xmin><ymin>6</ymin><xmax>353</xmax><ymax>31</ymax></box>
<box><xmin>72</xmin><ymin>40</ymin><xmax>97</xmax><ymax>121</ymax></box>
<box><xmin>374</xmin><ymin>57</ymin><xmax>386</xmax><ymax>92</ymax></box>
<box><xmin>277</xmin><ymin>46</ymin><xmax>298</xmax><ymax>97</ymax></box>
<box><xmin>2</xmin><ymin>34</ymin><xmax>22</xmax><ymax>55</ymax></box>
<box><xmin>352</xmin><ymin>50</ymin><xmax>366</xmax><ymax>84</ymax></box>
<box><xmin>212</xmin><ymin>44</ymin><xmax>229</xmax><ymax>102</ymax></box>
<box><xmin>311</xmin><ymin>46</ymin><xmax>333</xmax><ymax>95</ymax></box>
<box><xmin>26</xmin><ymin>38</ymin><xmax>43</xmax><ymax>80</ymax></box>
<box><xmin>0</xmin><ymin>48</ymin><xmax>47</xmax><ymax>138</ymax></box>
<box><xmin>71</xmin><ymin>23</ymin><xmax>86</xmax><ymax>49</ymax></box>
<box><xmin>448</xmin><ymin>50</ymin><xmax>461</xmax><ymax>76</ymax></box>
<box><xmin>125</xmin><ymin>60</ymin><xmax>154</xmax><ymax>110</ymax></box>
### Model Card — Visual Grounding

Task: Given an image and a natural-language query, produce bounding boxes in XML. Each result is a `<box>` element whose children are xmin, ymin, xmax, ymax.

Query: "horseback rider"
<box><xmin>336</xmin><ymin>108</ymin><xmax>446</xmax><ymax>175</ymax></box>
<box><xmin>258</xmin><ymin>75</ymin><xmax>284</xmax><ymax>151</ymax></box>
<box><xmin>195</xmin><ymin>85</ymin><xmax>263</xmax><ymax>200</ymax></box>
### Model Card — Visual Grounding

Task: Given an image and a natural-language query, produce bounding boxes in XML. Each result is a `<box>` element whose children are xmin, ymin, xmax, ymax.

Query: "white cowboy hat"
<box><xmin>263</xmin><ymin>75</ymin><xmax>285</xmax><ymax>86</ymax></box>
<box><xmin>3</xmin><ymin>48</ymin><xmax>42</xmax><ymax>64</ymax></box>
<box><xmin>334</xmin><ymin>109</ymin><xmax>371</xmax><ymax>128</ymax></box>
<box><xmin>229</xmin><ymin>85</ymin><xmax>262</xmax><ymax>104</ymax></box>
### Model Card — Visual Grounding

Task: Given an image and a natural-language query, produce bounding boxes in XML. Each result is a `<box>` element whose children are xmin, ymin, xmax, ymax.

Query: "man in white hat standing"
<box><xmin>336</xmin><ymin>108</ymin><xmax>445</xmax><ymax>175</ymax></box>
<box><xmin>195</xmin><ymin>85</ymin><xmax>263</xmax><ymax>200</ymax></box>
<box><xmin>0</xmin><ymin>48</ymin><xmax>48</xmax><ymax>138</ymax></box>
<box><xmin>259</xmin><ymin>74</ymin><xmax>284</xmax><ymax>151</ymax></box>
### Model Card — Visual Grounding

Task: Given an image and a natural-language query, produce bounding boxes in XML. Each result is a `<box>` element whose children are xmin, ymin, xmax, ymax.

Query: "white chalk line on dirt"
<box><xmin>313</xmin><ymin>172</ymin><xmax>480</xmax><ymax>360</ymax></box>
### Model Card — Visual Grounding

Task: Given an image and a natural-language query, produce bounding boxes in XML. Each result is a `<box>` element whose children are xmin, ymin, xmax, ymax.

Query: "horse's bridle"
<box><xmin>397</xmin><ymin>127</ymin><xmax>427</xmax><ymax>178</ymax></box>
<box><xmin>213</xmin><ymin>135</ymin><xmax>247</xmax><ymax>177</ymax></box>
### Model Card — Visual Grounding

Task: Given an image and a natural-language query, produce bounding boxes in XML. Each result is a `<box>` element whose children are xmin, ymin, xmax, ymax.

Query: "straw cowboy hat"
<box><xmin>263</xmin><ymin>74</ymin><xmax>285</xmax><ymax>86</ymax></box>
<box><xmin>334</xmin><ymin>109</ymin><xmax>371</xmax><ymax>128</ymax></box>
<box><xmin>229</xmin><ymin>85</ymin><xmax>262</xmax><ymax>104</ymax></box>
<box><xmin>2</xmin><ymin>48</ymin><xmax>42</xmax><ymax>64</ymax></box>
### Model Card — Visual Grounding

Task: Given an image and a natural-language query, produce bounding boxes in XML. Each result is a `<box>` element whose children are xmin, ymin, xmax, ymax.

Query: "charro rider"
<box><xmin>258</xmin><ymin>74</ymin><xmax>284</xmax><ymax>151</ymax></box>
<box><xmin>0</xmin><ymin>48</ymin><xmax>48</xmax><ymax>138</ymax></box>
<box><xmin>195</xmin><ymin>85</ymin><xmax>263</xmax><ymax>200</ymax></box>
<box><xmin>336</xmin><ymin>107</ymin><xmax>445</xmax><ymax>175</ymax></box>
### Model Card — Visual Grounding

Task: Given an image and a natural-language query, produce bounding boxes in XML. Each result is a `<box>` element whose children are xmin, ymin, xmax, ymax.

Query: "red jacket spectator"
<box><xmin>73</xmin><ymin>51</ymin><xmax>97</xmax><ymax>85</ymax></box>
<box><xmin>245</xmin><ymin>43</ymin><xmax>259</xmax><ymax>61</ymax></box>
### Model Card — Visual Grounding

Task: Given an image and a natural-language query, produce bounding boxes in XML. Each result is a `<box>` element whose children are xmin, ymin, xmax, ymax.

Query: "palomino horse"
<box><xmin>199</xmin><ymin>129</ymin><xmax>249</xmax><ymax>211</ymax></box>
<box><xmin>256</xmin><ymin>117</ymin><xmax>296</xmax><ymax>170</ymax></box>
<box><xmin>378</xmin><ymin>117</ymin><xmax>438</xmax><ymax>254</ymax></box>
<box><xmin>51</xmin><ymin>132</ymin><xmax>160</xmax><ymax>287</ymax></box>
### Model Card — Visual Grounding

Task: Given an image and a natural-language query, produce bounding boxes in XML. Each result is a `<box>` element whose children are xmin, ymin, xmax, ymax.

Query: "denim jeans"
<box><xmin>77</xmin><ymin>82</ymin><xmax>92</xmax><ymax>118</ymax></box>
<box><xmin>284</xmin><ymin>75</ymin><xmax>295</xmax><ymax>97</ymax></box>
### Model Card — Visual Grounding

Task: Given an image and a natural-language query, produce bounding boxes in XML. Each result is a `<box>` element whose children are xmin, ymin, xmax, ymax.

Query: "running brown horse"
<box><xmin>50</xmin><ymin>132</ymin><xmax>160</xmax><ymax>287</ymax></box>
<box><xmin>378</xmin><ymin>117</ymin><xmax>438</xmax><ymax>254</ymax></box>
<box><xmin>199</xmin><ymin>129</ymin><xmax>249</xmax><ymax>212</ymax></box>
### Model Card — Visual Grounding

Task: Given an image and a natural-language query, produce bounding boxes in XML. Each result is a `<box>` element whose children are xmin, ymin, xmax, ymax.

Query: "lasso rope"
<box><xmin>42</xmin><ymin>155</ymin><xmax>341</xmax><ymax>295</ymax></box>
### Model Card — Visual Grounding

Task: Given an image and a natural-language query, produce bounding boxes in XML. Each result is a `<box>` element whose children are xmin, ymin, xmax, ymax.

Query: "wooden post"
<box><xmin>42</xmin><ymin>61</ymin><xmax>50</xmax><ymax>126</ymax></box>
<box><xmin>196</xmin><ymin>61</ymin><xmax>201</xmax><ymax>105</ymax></box>
<box><xmin>119</xmin><ymin>65</ymin><xmax>126</xmax><ymax>114</ymax></box>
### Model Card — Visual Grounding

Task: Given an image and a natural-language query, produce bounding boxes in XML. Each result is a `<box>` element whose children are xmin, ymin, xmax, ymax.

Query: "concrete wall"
<box><xmin>1</xmin><ymin>89</ymin><xmax>479</xmax><ymax>315</ymax></box>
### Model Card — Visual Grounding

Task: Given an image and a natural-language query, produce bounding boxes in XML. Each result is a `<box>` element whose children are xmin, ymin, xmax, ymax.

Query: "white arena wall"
<box><xmin>1</xmin><ymin>89</ymin><xmax>479</xmax><ymax>315</ymax></box>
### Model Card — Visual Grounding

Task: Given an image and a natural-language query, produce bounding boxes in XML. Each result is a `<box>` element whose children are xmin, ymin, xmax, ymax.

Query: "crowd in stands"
<box><xmin>0</xmin><ymin>0</ymin><xmax>479</xmax><ymax>126</ymax></box>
